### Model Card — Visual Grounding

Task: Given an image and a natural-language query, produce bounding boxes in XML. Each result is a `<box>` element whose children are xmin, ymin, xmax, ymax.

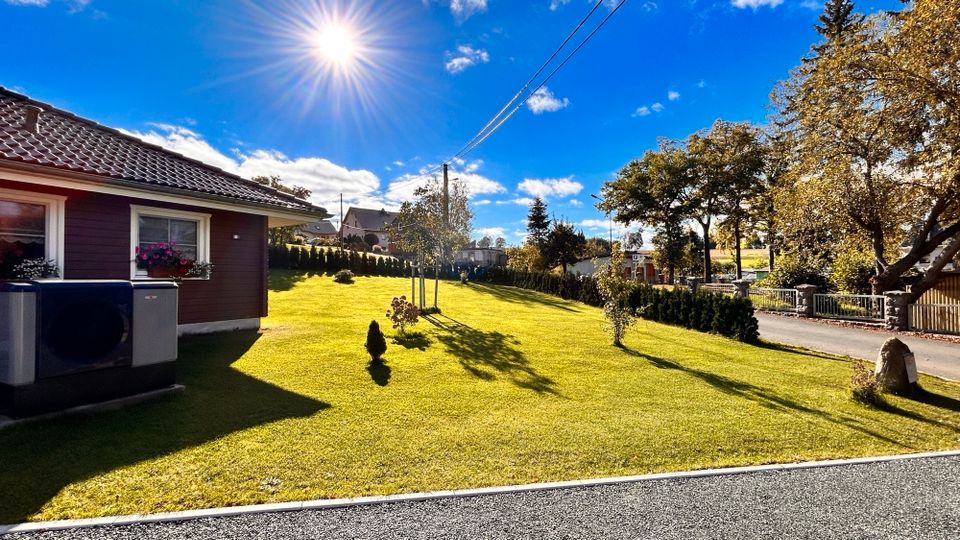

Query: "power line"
<box><xmin>449</xmin><ymin>0</ymin><xmax>607</xmax><ymax>163</ymax></box>
<box><xmin>455</xmin><ymin>0</ymin><xmax>628</xmax><ymax>161</ymax></box>
<box><xmin>409</xmin><ymin>0</ymin><xmax>627</xmax><ymax>186</ymax></box>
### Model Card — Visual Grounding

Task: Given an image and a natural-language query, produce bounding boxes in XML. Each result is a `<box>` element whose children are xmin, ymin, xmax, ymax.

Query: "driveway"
<box><xmin>757</xmin><ymin>313</ymin><xmax>960</xmax><ymax>380</ymax></box>
<box><xmin>6</xmin><ymin>455</ymin><xmax>959</xmax><ymax>539</ymax></box>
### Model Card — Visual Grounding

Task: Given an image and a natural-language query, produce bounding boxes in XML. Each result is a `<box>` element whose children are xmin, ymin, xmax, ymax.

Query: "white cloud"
<box><xmin>697</xmin><ymin>79</ymin><xmax>707</xmax><ymax>88</ymax></box>
<box><xmin>476</xmin><ymin>227</ymin><xmax>505</xmax><ymax>238</ymax></box>
<box><xmin>121</xmin><ymin>124</ymin><xmax>380</xmax><ymax>211</ymax></box>
<box><xmin>580</xmin><ymin>218</ymin><xmax>641</xmax><ymax>237</ymax></box>
<box><xmin>651</xmin><ymin>102</ymin><xmax>664</xmax><ymax>112</ymax></box>
<box><xmin>497</xmin><ymin>197</ymin><xmax>536</xmax><ymax>206</ymax></box>
<box><xmin>633</xmin><ymin>106</ymin><xmax>651</xmax><ymax>117</ymax></box>
<box><xmin>445</xmin><ymin>44</ymin><xmax>490</xmax><ymax>74</ymax></box>
<box><xmin>474</xmin><ymin>199</ymin><xmax>493</xmax><ymax>206</ymax></box>
<box><xmin>668</xmin><ymin>90</ymin><xmax>680</xmax><ymax>101</ymax></box>
<box><xmin>392</xmin><ymin>160</ymin><xmax>404</xmax><ymax>167</ymax></box>
<box><xmin>517</xmin><ymin>176</ymin><xmax>583</xmax><ymax>199</ymax></box>
<box><xmin>385</xmin><ymin>160</ymin><xmax>506</xmax><ymax>203</ymax></box>
<box><xmin>448</xmin><ymin>0</ymin><xmax>487</xmax><ymax>20</ymax></box>
<box><xmin>568</xmin><ymin>198</ymin><xmax>583</xmax><ymax>207</ymax></box>
<box><xmin>550</xmin><ymin>0</ymin><xmax>623</xmax><ymax>11</ymax></box>
<box><xmin>526</xmin><ymin>86</ymin><xmax>570</xmax><ymax>114</ymax></box>
<box><xmin>4</xmin><ymin>0</ymin><xmax>49</xmax><ymax>5</ymax></box>
<box><xmin>731</xmin><ymin>0</ymin><xmax>783</xmax><ymax>9</ymax></box>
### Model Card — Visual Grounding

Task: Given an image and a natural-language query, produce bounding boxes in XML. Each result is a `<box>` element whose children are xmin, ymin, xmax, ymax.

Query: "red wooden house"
<box><xmin>0</xmin><ymin>87</ymin><xmax>329</xmax><ymax>334</ymax></box>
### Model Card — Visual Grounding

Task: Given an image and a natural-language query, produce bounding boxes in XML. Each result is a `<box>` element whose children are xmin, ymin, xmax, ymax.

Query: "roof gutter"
<box><xmin>0</xmin><ymin>161</ymin><xmax>332</xmax><ymax>224</ymax></box>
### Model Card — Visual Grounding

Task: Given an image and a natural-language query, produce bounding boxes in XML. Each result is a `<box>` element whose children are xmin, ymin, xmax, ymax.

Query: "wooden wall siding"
<box><xmin>917</xmin><ymin>274</ymin><xmax>960</xmax><ymax>305</ymax></box>
<box><xmin>0</xmin><ymin>178</ymin><xmax>267</xmax><ymax>324</ymax></box>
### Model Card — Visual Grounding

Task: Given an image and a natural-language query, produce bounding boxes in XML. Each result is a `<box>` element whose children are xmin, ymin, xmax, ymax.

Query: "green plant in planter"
<box><xmin>365</xmin><ymin>320</ymin><xmax>387</xmax><ymax>363</ymax></box>
<box><xmin>10</xmin><ymin>258</ymin><xmax>60</xmax><ymax>280</ymax></box>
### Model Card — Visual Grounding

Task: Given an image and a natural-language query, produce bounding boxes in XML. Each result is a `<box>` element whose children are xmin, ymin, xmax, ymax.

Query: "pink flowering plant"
<box><xmin>134</xmin><ymin>242</ymin><xmax>194</xmax><ymax>278</ymax></box>
<box><xmin>386</xmin><ymin>296</ymin><xmax>419</xmax><ymax>334</ymax></box>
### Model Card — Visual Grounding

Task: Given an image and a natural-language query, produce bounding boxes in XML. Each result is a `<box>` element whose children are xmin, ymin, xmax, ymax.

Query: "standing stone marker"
<box><xmin>875</xmin><ymin>337</ymin><xmax>919</xmax><ymax>394</ymax></box>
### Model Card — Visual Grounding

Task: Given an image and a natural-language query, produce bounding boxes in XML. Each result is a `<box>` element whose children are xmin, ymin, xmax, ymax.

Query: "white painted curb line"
<box><xmin>3</xmin><ymin>449</ymin><xmax>959</xmax><ymax>535</ymax></box>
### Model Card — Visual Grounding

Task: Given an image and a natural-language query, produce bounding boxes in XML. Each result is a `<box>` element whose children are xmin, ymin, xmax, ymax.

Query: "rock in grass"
<box><xmin>875</xmin><ymin>337</ymin><xmax>918</xmax><ymax>394</ymax></box>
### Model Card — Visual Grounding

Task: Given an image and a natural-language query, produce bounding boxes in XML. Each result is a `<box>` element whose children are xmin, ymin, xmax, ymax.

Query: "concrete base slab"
<box><xmin>0</xmin><ymin>384</ymin><xmax>185</xmax><ymax>430</ymax></box>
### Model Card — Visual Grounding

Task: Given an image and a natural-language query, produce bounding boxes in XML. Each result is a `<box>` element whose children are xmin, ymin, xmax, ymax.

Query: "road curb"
<box><xmin>3</xmin><ymin>449</ymin><xmax>960</xmax><ymax>535</ymax></box>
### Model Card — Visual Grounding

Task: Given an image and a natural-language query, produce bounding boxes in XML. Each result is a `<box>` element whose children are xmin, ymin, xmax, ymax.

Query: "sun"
<box><xmin>314</xmin><ymin>24</ymin><xmax>356</xmax><ymax>65</ymax></box>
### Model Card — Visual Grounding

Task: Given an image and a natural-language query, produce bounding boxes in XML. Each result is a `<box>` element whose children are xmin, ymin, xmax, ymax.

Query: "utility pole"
<box><xmin>434</xmin><ymin>163</ymin><xmax>450</xmax><ymax>311</ymax></box>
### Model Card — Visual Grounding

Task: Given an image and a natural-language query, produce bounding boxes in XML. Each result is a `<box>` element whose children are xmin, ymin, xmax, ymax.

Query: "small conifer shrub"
<box><xmin>365</xmin><ymin>320</ymin><xmax>387</xmax><ymax>363</ymax></box>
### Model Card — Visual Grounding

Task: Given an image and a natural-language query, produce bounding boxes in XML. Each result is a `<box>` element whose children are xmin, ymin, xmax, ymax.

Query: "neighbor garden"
<box><xmin>1</xmin><ymin>272</ymin><xmax>958</xmax><ymax>523</ymax></box>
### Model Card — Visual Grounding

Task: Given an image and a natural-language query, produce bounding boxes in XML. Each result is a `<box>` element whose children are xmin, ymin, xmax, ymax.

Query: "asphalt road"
<box><xmin>757</xmin><ymin>313</ymin><xmax>960</xmax><ymax>380</ymax></box>
<box><xmin>7</xmin><ymin>456</ymin><xmax>960</xmax><ymax>540</ymax></box>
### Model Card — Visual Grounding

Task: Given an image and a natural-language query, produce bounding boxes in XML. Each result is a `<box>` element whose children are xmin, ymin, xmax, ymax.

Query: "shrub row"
<box><xmin>268</xmin><ymin>245</ymin><xmax>411</xmax><ymax>277</ymax></box>
<box><xmin>626</xmin><ymin>285</ymin><xmax>759</xmax><ymax>344</ymax></box>
<box><xmin>483</xmin><ymin>267</ymin><xmax>603</xmax><ymax>306</ymax></box>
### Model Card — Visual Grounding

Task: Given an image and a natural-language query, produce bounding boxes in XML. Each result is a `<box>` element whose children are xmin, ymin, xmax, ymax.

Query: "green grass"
<box><xmin>1</xmin><ymin>272</ymin><xmax>958</xmax><ymax>522</ymax></box>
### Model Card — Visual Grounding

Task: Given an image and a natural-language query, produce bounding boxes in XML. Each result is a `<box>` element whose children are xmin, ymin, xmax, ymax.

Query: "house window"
<box><xmin>0</xmin><ymin>188</ymin><xmax>65</xmax><ymax>279</ymax></box>
<box><xmin>130</xmin><ymin>205</ymin><xmax>210</xmax><ymax>279</ymax></box>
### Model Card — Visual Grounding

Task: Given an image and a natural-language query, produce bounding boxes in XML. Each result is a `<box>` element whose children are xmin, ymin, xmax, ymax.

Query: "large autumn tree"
<box><xmin>774</xmin><ymin>0</ymin><xmax>960</xmax><ymax>299</ymax></box>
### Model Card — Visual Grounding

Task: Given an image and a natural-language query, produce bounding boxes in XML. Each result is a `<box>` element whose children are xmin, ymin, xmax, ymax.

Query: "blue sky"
<box><xmin>2</xmin><ymin>0</ymin><xmax>901</xmax><ymax>243</ymax></box>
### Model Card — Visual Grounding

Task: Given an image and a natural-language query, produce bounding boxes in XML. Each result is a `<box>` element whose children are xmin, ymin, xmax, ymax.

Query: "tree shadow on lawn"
<box><xmin>619</xmin><ymin>346</ymin><xmax>924</xmax><ymax>446</ymax></box>
<box><xmin>428</xmin><ymin>319</ymin><xmax>558</xmax><ymax>395</ymax></box>
<box><xmin>268</xmin><ymin>270</ymin><xmax>311</xmax><ymax>292</ymax></box>
<box><xmin>470</xmin><ymin>283</ymin><xmax>581</xmax><ymax>313</ymax></box>
<box><xmin>392</xmin><ymin>331</ymin><xmax>432</xmax><ymax>351</ymax></box>
<box><xmin>0</xmin><ymin>331</ymin><xmax>330</xmax><ymax>523</ymax></box>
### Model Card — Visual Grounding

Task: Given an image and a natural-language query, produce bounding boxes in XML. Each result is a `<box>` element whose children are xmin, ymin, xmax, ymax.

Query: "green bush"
<box><xmin>333</xmin><ymin>269</ymin><xmax>354</xmax><ymax>284</ymax></box>
<box><xmin>850</xmin><ymin>360</ymin><xmax>883</xmax><ymax>405</ymax></box>
<box><xmin>365</xmin><ymin>320</ymin><xmax>387</xmax><ymax>362</ymax></box>
<box><xmin>626</xmin><ymin>284</ymin><xmax>759</xmax><ymax>343</ymax></box>
<box><xmin>759</xmin><ymin>254</ymin><xmax>830</xmax><ymax>291</ymax></box>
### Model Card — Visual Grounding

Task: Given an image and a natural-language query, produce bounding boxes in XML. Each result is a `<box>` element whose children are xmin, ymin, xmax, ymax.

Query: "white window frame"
<box><xmin>130</xmin><ymin>205</ymin><xmax>211</xmax><ymax>280</ymax></box>
<box><xmin>0</xmin><ymin>187</ymin><xmax>66</xmax><ymax>278</ymax></box>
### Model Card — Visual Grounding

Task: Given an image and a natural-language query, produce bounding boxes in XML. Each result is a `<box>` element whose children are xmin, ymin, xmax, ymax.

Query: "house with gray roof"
<box><xmin>341</xmin><ymin>207</ymin><xmax>399</xmax><ymax>252</ymax></box>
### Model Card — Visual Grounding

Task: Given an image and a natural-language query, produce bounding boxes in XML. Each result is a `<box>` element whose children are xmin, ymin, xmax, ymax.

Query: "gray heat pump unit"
<box><xmin>0</xmin><ymin>280</ymin><xmax>178</xmax><ymax>418</ymax></box>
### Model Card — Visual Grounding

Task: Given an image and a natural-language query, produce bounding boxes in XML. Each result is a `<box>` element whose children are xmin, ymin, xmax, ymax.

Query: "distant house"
<box><xmin>567</xmin><ymin>249</ymin><xmax>662</xmax><ymax>284</ymax></box>
<box><xmin>455</xmin><ymin>241</ymin><xmax>508</xmax><ymax>267</ymax></box>
<box><xmin>296</xmin><ymin>220</ymin><xmax>338</xmax><ymax>244</ymax></box>
<box><xmin>340</xmin><ymin>207</ymin><xmax>398</xmax><ymax>251</ymax></box>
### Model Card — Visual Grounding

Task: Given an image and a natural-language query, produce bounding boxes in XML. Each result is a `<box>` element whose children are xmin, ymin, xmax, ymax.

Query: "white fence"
<box><xmin>813</xmin><ymin>293</ymin><xmax>886</xmax><ymax>322</ymax></box>
<box><xmin>909</xmin><ymin>304</ymin><xmax>960</xmax><ymax>335</ymax></box>
<box><xmin>701</xmin><ymin>283</ymin><xmax>736</xmax><ymax>295</ymax></box>
<box><xmin>748</xmin><ymin>288</ymin><xmax>797</xmax><ymax>312</ymax></box>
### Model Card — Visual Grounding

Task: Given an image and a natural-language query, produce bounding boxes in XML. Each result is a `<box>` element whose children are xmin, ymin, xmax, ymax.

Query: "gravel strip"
<box><xmin>7</xmin><ymin>456</ymin><xmax>960</xmax><ymax>539</ymax></box>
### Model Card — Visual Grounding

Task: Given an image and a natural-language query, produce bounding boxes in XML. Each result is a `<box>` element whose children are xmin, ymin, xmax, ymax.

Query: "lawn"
<box><xmin>1</xmin><ymin>272</ymin><xmax>958</xmax><ymax>523</ymax></box>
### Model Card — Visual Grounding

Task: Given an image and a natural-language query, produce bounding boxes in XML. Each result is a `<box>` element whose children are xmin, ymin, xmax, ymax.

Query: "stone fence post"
<box><xmin>732</xmin><ymin>279</ymin><xmax>750</xmax><ymax>298</ymax></box>
<box><xmin>685</xmin><ymin>277</ymin><xmax>702</xmax><ymax>294</ymax></box>
<box><xmin>795</xmin><ymin>284</ymin><xmax>818</xmax><ymax>317</ymax></box>
<box><xmin>884</xmin><ymin>291</ymin><xmax>911</xmax><ymax>331</ymax></box>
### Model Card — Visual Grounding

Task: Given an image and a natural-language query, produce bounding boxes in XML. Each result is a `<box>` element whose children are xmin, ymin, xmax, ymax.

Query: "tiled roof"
<box><xmin>345</xmin><ymin>207</ymin><xmax>398</xmax><ymax>231</ymax></box>
<box><xmin>298</xmin><ymin>220</ymin><xmax>338</xmax><ymax>235</ymax></box>
<box><xmin>0</xmin><ymin>87</ymin><xmax>327</xmax><ymax>216</ymax></box>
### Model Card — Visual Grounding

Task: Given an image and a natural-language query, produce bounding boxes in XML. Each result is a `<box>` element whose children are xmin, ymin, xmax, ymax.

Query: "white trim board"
<box><xmin>0</xmin><ymin>186</ymin><xmax>66</xmax><ymax>275</ymax></box>
<box><xmin>177</xmin><ymin>318</ymin><xmax>260</xmax><ymax>336</ymax></box>
<box><xmin>2</xmin><ymin>449</ymin><xmax>959</xmax><ymax>535</ymax></box>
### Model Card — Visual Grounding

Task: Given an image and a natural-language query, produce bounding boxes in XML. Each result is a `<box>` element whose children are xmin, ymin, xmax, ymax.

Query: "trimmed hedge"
<box><xmin>626</xmin><ymin>284</ymin><xmax>759</xmax><ymax>344</ymax></box>
<box><xmin>266</xmin><ymin>248</ymin><xmax>758</xmax><ymax>343</ymax></box>
<box><xmin>268</xmin><ymin>245</ymin><xmax>411</xmax><ymax>277</ymax></box>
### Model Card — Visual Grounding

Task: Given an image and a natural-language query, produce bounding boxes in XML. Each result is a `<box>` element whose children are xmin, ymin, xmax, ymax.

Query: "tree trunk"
<box><xmin>734</xmin><ymin>218</ymin><xmax>743</xmax><ymax>280</ymax></box>
<box><xmin>701</xmin><ymin>220</ymin><xmax>712</xmax><ymax>283</ymax></box>
<box><xmin>906</xmin><ymin>234</ymin><xmax>960</xmax><ymax>303</ymax></box>
<box><xmin>768</xmin><ymin>242</ymin><xmax>775</xmax><ymax>272</ymax></box>
<box><xmin>668</xmin><ymin>264</ymin><xmax>676</xmax><ymax>285</ymax></box>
